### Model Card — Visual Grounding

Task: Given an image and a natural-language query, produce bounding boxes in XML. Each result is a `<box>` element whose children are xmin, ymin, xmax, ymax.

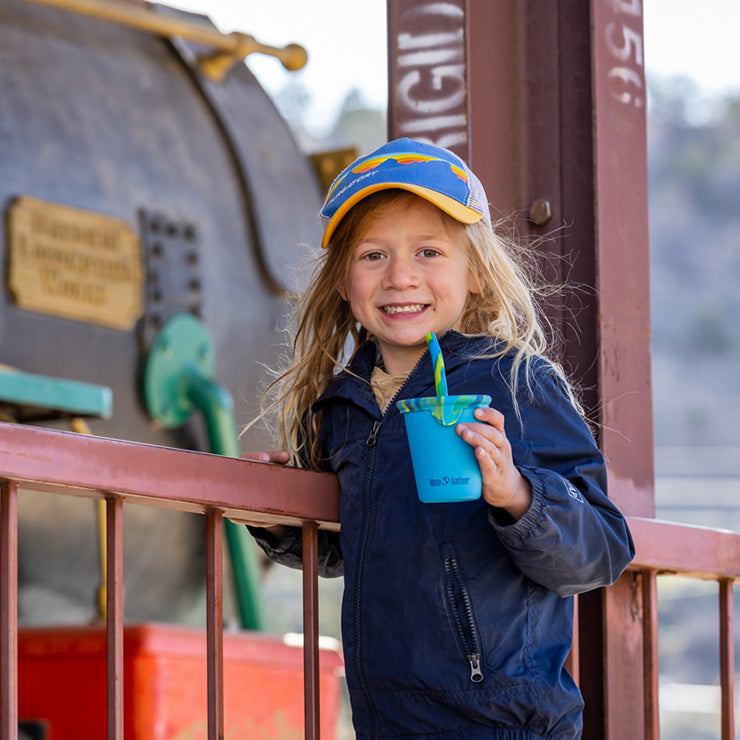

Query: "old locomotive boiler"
<box><xmin>0</xmin><ymin>0</ymin><xmax>326</xmax><ymax>628</ymax></box>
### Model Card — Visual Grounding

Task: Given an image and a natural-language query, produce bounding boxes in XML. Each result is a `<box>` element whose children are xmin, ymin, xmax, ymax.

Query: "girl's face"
<box><xmin>338</xmin><ymin>197</ymin><xmax>477</xmax><ymax>376</ymax></box>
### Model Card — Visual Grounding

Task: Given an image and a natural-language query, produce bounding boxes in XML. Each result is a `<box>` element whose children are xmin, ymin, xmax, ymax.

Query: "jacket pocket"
<box><xmin>441</xmin><ymin>541</ymin><xmax>485</xmax><ymax>683</ymax></box>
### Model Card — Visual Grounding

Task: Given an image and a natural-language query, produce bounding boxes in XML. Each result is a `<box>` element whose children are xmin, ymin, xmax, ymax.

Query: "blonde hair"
<box><xmin>253</xmin><ymin>190</ymin><xmax>575</xmax><ymax>468</ymax></box>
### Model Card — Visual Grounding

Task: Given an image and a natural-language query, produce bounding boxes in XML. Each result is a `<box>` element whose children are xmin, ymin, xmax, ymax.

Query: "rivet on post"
<box><xmin>528</xmin><ymin>199</ymin><xmax>553</xmax><ymax>226</ymax></box>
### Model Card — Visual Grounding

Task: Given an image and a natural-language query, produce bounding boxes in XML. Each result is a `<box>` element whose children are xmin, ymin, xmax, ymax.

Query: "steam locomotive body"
<box><xmin>1</xmin><ymin>0</ymin><xmax>324</xmax><ymax>624</ymax></box>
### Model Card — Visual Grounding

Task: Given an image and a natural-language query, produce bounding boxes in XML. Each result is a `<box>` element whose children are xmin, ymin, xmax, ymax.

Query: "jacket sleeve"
<box><xmin>490</xmin><ymin>361</ymin><xmax>635</xmax><ymax>597</ymax></box>
<box><xmin>246</xmin><ymin>412</ymin><xmax>345</xmax><ymax>578</ymax></box>
<box><xmin>248</xmin><ymin>525</ymin><xmax>344</xmax><ymax>578</ymax></box>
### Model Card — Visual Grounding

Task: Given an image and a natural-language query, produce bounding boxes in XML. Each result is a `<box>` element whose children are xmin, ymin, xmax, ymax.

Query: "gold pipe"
<box><xmin>22</xmin><ymin>0</ymin><xmax>308</xmax><ymax>81</ymax></box>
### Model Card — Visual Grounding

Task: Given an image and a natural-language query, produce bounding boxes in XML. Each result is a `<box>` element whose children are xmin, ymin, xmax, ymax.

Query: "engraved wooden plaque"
<box><xmin>6</xmin><ymin>197</ymin><xmax>143</xmax><ymax>330</ymax></box>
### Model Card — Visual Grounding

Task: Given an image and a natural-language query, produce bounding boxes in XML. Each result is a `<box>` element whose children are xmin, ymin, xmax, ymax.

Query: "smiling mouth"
<box><xmin>382</xmin><ymin>304</ymin><xmax>427</xmax><ymax>315</ymax></box>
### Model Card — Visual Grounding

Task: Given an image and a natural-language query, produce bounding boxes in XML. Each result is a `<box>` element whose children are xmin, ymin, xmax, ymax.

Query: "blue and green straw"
<box><xmin>426</xmin><ymin>332</ymin><xmax>448</xmax><ymax>397</ymax></box>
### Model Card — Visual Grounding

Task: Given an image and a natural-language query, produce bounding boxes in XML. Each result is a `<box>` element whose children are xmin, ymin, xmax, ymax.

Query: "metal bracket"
<box><xmin>139</xmin><ymin>210</ymin><xmax>203</xmax><ymax>352</ymax></box>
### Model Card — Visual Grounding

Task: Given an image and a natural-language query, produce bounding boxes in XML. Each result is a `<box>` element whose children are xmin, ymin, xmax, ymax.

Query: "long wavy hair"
<box><xmin>251</xmin><ymin>190</ymin><xmax>574</xmax><ymax>468</ymax></box>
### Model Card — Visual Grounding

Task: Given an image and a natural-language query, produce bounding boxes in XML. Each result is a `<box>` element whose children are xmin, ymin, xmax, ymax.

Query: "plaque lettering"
<box><xmin>6</xmin><ymin>197</ymin><xmax>143</xmax><ymax>330</ymax></box>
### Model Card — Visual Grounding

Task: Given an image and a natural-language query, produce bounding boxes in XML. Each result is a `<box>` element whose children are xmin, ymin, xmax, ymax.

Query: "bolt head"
<box><xmin>528</xmin><ymin>199</ymin><xmax>553</xmax><ymax>226</ymax></box>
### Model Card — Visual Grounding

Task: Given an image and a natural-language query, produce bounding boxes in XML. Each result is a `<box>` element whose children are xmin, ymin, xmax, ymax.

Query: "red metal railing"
<box><xmin>1</xmin><ymin>421</ymin><xmax>738</xmax><ymax>739</ymax></box>
<box><xmin>625</xmin><ymin>518</ymin><xmax>740</xmax><ymax>740</ymax></box>
<box><xmin>0</xmin><ymin>421</ymin><xmax>339</xmax><ymax>740</ymax></box>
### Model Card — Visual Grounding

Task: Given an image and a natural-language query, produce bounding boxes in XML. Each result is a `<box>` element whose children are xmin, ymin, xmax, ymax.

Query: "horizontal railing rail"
<box><xmin>1</xmin><ymin>421</ymin><xmax>738</xmax><ymax>739</ymax></box>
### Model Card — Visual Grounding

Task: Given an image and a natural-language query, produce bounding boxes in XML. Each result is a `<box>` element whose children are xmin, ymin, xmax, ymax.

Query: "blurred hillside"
<box><xmin>648</xmin><ymin>80</ymin><xmax>740</xmax><ymax>448</ymax></box>
<box><xmin>638</xmin><ymin>78</ymin><xmax>739</xmax><ymax>740</ymax></box>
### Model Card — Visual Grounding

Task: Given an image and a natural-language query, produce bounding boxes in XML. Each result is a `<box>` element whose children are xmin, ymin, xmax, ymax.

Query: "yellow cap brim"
<box><xmin>321</xmin><ymin>183</ymin><xmax>483</xmax><ymax>248</ymax></box>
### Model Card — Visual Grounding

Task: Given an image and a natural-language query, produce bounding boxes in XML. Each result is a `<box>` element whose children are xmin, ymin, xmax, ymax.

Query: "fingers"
<box><xmin>456</xmin><ymin>407</ymin><xmax>516</xmax><ymax>486</ymax></box>
<box><xmin>229</xmin><ymin>517</ymin><xmax>286</xmax><ymax>538</ymax></box>
<box><xmin>229</xmin><ymin>518</ymin><xmax>266</xmax><ymax>527</ymax></box>
<box><xmin>265</xmin><ymin>450</ymin><xmax>291</xmax><ymax>464</ymax></box>
<box><xmin>456</xmin><ymin>407</ymin><xmax>508</xmax><ymax>457</ymax></box>
<box><xmin>455</xmin><ymin>407</ymin><xmax>532</xmax><ymax>519</ymax></box>
<box><xmin>241</xmin><ymin>450</ymin><xmax>290</xmax><ymax>465</ymax></box>
<box><xmin>241</xmin><ymin>451</ymin><xmax>270</xmax><ymax>462</ymax></box>
<box><xmin>473</xmin><ymin>405</ymin><xmax>504</xmax><ymax>431</ymax></box>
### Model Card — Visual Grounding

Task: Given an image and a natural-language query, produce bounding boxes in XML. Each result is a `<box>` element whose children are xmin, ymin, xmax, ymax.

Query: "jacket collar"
<box><xmin>315</xmin><ymin>331</ymin><xmax>504</xmax><ymax>414</ymax></box>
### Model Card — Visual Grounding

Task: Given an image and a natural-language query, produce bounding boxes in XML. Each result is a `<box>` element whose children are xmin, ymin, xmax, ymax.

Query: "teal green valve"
<box><xmin>143</xmin><ymin>313</ymin><xmax>264</xmax><ymax>631</ymax></box>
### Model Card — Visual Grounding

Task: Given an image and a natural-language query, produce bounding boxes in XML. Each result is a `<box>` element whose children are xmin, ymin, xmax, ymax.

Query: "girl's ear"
<box><xmin>467</xmin><ymin>266</ymin><xmax>482</xmax><ymax>295</ymax></box>
<box><xmin>461</xmin><ymin>232</ymin><xmax>482</xmax><ymax>294</ymax></box>
<box><xmin>336</xmin><ymin>279</ymin><xmax>347</xmax><ymax>301</ymax></box>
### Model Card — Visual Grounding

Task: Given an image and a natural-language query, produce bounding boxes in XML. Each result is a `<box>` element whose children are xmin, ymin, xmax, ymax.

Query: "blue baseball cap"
<box><xmin>319</xmin><ymin>138</ymin><xmax>490</xmax><ymax>247</ymax></box>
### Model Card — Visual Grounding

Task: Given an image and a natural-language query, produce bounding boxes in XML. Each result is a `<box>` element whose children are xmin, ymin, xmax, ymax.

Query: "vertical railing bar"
<box><xmin>302</xmin><ymin>522</ymin><xmax>320</xmax><ymax>740</ymax></box>
<box><xmin>106</xmin><ymin>495</ymin><xmax>124</xmax><ymax>740</ymax></box>
<box><xmin>206</xmin><ymin>510</ymin><xmax>224</xmax><ymax>740</ymax></box>
<box><xmin>642</xmin><ymin>570</ymin><xmax>660</xmax><ymax>740</ymax></box>
<box><xmin>719</xmin><ymin>578</ymin><xmax>735</xmax><ymax>740</ymax></box>
<box><xmin>1</xmin><ymin>482</ymin><xmax>19</xmax><ymax>740</ymax></box>
<box><xmin>566</xmin><ymin>594</ymin><xmax>579</xmax><ymax>684</ymax></box>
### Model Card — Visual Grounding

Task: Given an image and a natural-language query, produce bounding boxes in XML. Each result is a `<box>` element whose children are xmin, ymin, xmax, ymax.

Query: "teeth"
<box><xmin>383</xmin><ymin>304</ymin><xmax>425</xmax><ymax>314</ymax></box>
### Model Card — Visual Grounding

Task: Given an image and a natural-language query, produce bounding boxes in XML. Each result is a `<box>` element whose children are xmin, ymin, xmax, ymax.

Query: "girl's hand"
<box><xmin>233</xmin><ymin>450</ymin><xmax>291</xmax><ymax>536</ymax></box>
<box><xmin>456</xmin><ymin>407</ymin><xmax>532</xmax><ymax>521</ymax></box>
<box><xmin>242</xmin><ymin>450</ymin><xmax>291</xmax><ymax>465</ymax></box>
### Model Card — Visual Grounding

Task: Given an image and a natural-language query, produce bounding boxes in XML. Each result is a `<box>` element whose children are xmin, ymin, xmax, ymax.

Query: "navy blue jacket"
<box><xmin>252</xmin><ymin>331</ymin><xmax>634</xmax><ymax>739</ymax></box>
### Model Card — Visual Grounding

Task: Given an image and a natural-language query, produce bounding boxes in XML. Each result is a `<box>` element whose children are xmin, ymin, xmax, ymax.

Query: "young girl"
<box><xmin>247</xmin><ymin>137</ymin><xmax>634</xmax><ymax>739</ymax></box>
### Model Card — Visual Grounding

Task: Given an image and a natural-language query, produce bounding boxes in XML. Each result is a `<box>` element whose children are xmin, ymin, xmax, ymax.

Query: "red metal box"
<box><xmin>18</xmin><ymin>623</ymin><xmax>344</xmax><ymax>739</ymax></box>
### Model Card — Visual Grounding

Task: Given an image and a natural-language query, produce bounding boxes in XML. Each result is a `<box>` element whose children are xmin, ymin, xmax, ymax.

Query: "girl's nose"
<box><xmin>382</xmin><ymin>255</ymin><xmax>419</xmax><ymax>290</ymax></box>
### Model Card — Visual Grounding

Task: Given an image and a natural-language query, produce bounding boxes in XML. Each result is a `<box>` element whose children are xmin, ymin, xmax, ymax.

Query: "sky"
<box><xmin>169</xmin><ymin>0</ymin><xmax>740</xmax><ymax>132</ymax></box>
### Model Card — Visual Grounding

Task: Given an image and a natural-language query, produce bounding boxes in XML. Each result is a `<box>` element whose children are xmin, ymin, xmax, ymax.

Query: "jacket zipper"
<box><xmin>382</xmin><ymin>348</ymin><xmax>431</xmax><ymax>418</ymax></box>
<box><xmin>366</xmin><ymin>419</ymin><xmax>381</xmax><ymax>447</ymax></box>
<box><xmin>443</xmin><ymin>551</ymin><xmax>485</xmax><ymax>682</ymax></box>
<box><xmin>352</xmin><ymin>419</ymin><xmax>383</xmax><ymax>737</ymax></box>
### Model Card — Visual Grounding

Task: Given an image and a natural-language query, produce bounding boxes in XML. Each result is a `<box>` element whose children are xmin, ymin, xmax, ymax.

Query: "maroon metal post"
<box><xmin>302</xmin><ymin>523</ymin><xmax>321</xmax><ymax>740</ymax></box>
<box><xmin>641</xmin><ymin>570</ymin><xmax>659</xmax><ymax>740</ymax></box>
<box><xmin>106</xmin><ymin>495</ymin><xmax>124</xmax><ymax>740</ymax></box>
<box><xmin>591</xmin><ymin>0</ymin><xmax>654</xmax><ymax>512</ymax></box>
<box><xmin>387</xmin><ymin>0</ymin><xmax>469</xmax><ymax>160</ymax></box>
<box><xmin>719</xmin><ymin>578</ymin><xmax>735</xmax><ymax>740</ymax></box>
<box><xmin>1</xmin><ymin>481</ymin><xmax>18</xmax><ymax>740</ymax></box>
<box><xmin>206</xmin><ymin>510</ymin><xmax>225</xmax><ymax>740</ymax></box>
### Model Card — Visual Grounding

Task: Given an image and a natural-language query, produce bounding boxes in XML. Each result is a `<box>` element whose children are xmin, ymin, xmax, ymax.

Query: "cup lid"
<box><xmin>397</xmin><ymin>394</ymin><xmax>491</xmax><ymax>426</ymax></box>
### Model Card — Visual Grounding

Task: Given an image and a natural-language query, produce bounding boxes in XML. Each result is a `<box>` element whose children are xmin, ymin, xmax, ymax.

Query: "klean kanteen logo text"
<box><xmin>429</xmin><ymin>476</ymin><xmax>471</xmax><ymax>487</ymax></box>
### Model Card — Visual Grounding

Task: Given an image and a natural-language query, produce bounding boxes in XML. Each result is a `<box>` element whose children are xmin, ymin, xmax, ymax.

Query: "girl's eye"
<box><xmin>359</xmin><ymin>250</ymin><xmax>385</xmax><ymax>261</ymax></box>
<box><xmin>419</xmin><ymin>248</ymin><xmax>441</xmax><ymax>258</ymax></box>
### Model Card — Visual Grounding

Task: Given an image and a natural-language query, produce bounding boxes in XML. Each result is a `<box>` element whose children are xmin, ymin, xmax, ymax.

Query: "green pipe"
<box><xmin>0</xmin><ymin>365</ymin><xmax>112</xmax><ymax>419</ymax></box>
<box><xmin>183</xmin><ymin>365</ymin><xmax>265</xmax><ymax>631</ymax></box>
